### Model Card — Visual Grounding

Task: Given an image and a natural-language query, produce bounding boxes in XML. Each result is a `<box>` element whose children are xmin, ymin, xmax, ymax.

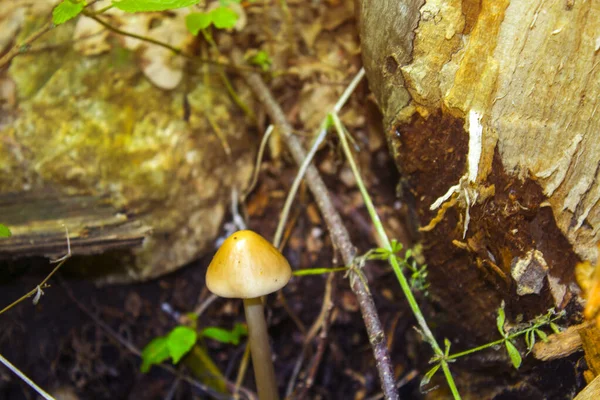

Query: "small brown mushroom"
<box><xmin>206</xmin><ymin>230</ymin><xmax>291</xmax><ymax>400</ymax></box>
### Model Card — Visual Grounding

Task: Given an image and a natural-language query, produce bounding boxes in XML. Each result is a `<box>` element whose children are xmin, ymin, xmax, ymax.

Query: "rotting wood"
<box><xmin>0</xmin><ymin>192</ymin><xmax>151</xmax><ymax>258</ymax></box>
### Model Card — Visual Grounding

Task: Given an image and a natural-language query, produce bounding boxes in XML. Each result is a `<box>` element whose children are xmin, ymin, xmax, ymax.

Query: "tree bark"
<box><xmin>358</xmin><ymin>0</ymin><xmax>599</xmax><ymax>397</ymax></box>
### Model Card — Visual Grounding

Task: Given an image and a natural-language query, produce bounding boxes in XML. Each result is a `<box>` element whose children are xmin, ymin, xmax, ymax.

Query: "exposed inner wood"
<box><xmin>0</xmin><ymin>191</ymin><xmax>151</xmax><ymax>258</ymax></box>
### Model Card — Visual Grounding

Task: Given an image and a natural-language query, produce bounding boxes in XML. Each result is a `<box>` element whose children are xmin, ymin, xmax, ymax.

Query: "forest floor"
<box><xmin>0</xmin><ymin>147</ymin><xmax>423</xmax><ymax>400</ymax></box>
<box><xmin>0</xmin><ymin>1</ymin><xmax>586</xmax><ymax>399</ymax></box>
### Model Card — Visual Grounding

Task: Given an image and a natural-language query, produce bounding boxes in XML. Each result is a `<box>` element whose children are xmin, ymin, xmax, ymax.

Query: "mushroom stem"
<box><xmin>243</xmin><ymin>297</ymin><xmax>279</xmax><ymax>400</ymax></box>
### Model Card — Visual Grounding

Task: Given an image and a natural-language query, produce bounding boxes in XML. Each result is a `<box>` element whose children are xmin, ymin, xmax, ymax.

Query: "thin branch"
<box><xmin>0</xmin><ymin>21</ymin><xmax>54</xmax><ymax>69</ymax></box>
<box><xmin>0</xmin><ymin>354</ymin><xmax>55</xmax><ymax>400</ymax></box>
<box><xmin>82</xmin><ymin>12</ymin><xmax>257</xmax><ymax>73</ymax></box>
<box><xmin>238</xmin><ymin>63</ymin><xmax>399</xmax><ymax>400</ymax></box>
<box><xmin>0</xmin><ymin>227</ymin><xmax>71</xmax><ymax>315</ymax></box>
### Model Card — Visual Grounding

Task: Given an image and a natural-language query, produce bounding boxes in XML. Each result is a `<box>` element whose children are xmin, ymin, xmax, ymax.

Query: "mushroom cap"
<box><xmin>206</xmin><ymin>230</ymin><xmax>292</xmax><ymax>299</ymax></box>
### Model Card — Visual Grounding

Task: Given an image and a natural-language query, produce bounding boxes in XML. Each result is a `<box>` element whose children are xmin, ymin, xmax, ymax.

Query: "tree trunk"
<box><xmin>358</xmin><ymin>0</ymin><xmax>599</xmax><ymax>397</ymax></box>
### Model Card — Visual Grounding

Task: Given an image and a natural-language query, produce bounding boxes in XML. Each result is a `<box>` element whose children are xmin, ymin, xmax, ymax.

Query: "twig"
<box><xmin>302</xmin><ymin>306</ymin><xmax>331</xmax><ymax>392</ymax></box>
<box><xmin>238</xmin><ymin>63</ymin><xmax>399</xmax><ymax>399</ymax></box>
<box><xmin>0</xmin><ymin>353</ymin><xmax>55</xmax><ymax>400</ymax></box>
<box><xmin>0</xmin><ymin>227</ymin><xmax>71</xmax><ymax>315</ymax></box>
<box><xmin>233</xmin><ymin>343</ymin><xmax>251</xmax><ymax>400</ymax></box>
<box><xmin>294</xmin><ymin>274</ymin><xmax>335</xmax><ymax>399</ymax></box>
<box><xmin>242</xmin><ymin>125</ymin><xmax>274</xmax><ymax>201</ymax></box>
<box><xmin>0</xmin><ymin>22</ymin><xmax>54</xmax><ymax>69</ymax></box>
<box><xmin>81</xmin><ymin>12</ymin><xmax>257</xmax><ymax>73</ymax></box>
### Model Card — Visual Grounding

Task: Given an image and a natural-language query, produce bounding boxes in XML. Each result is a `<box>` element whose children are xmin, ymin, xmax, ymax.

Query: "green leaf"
<box><xmin>420</xmin><ymin>363</ymin><xmax>441</xmax><ymax>388</ymax></box>
<box><xmin>247</xmin><ymin>50</ymin><xmax>272</xmax><ymax>71</ymax></box>
<box><xmin>167</xmin><ymin>326</ymin><xmax>197</xmax><ymax>364</ymax></box>
<box><xmin>52</xmin><ymin>0</ymin><xmax>85</xmax><ymax>25</ymax></box>
<box><xmin>219</xmin><ymin>0</ymin><xmax>242</xmax><ymax>5</ymax></box>
<box><xmin>140</xmin><ymin>337</ymin><xmax>170</xmax><ymax>372</ymax></box>
<box><xmin>0</xmin><ymin>224</ymin><xmax>11</xmax><ymax>238</ymax></box>
<box><xmin>444</xmin><ymin>338</ymin><xmax>452</xmax><ymax>357</ymax></box>
<box><xmin>550</xmin><ymin>322</ymin><xmax>561</xmax><ymax>334</ymax></box>
<box><xmin>524</xmin><ymin>329</ymin><xmax>532</xmax><ymax>350</ymax></box>
<box><xmin>535</xmin><ymin>329</ymin><xmax>548</xmax><ymax>342</ymax></box>
<box><xmin>202</xmin><ymin>323</ymin><xmax>248</xmax><ymax>345</ymax></box>
<box><xmin>505</xmin><ymin>340</ymin><xmax>522</xmax><ymax>369</ymax></box>
<box><xmin>185</xmin><ymin>12</ymin><xmax>213</xmax><ymax>35</ymax></box>
<box><xmin>496</xmin><ymin>301</ymin><xmax>506</xmax><ymax>336</ymax></box>
<box><xmin>112</xmin><ymin>0</ymin><xmax>199</xmax><ymax>13</ymax></box>
<box><xmin>210</xmin><ymin>7</ymin><xmax>238</xmax><ymax>29</ymax></box>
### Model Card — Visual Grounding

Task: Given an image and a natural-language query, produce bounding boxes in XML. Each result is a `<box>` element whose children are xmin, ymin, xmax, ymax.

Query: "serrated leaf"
<box><xmin>505</xmin><ymin>340</ymin><xmax>522</xmax><ymax>369</ymax></box>
<box><xmin>167</xmin><ymin>326</ymin><xmax>197</xmax><ymax>364</ymax></box>
<box><xmin>113</xmin><ymin>0</ymin><xmax>199</xmax><ymax>12</ymax></box>
<box><xmin>140</xmin><ymin>337</ymin><xmax>169</xmax><ymax>372</ymax></box>
<box><xmin>497</xmin><ymin>302</ymin><xmax>506</xmax><ymax>336</ymax></box>
<box><xmin>210</xmin><ymin>7</ymin><xmax>238</xmax><ymax>29</ymax></box>
<box><xmin>420</xmin><ymin>363</ymin><xmax>441</xmax><ymax>388</ymax></box>
<box><xmin>0</xmin><ymin>224</ymin><xmax>11</xmax><ymax>238</ymax></box>
<box><xmin>185</xmin><ymin>12</ymin><xmax>212</xmax><ymax>35</ymax></box>
<box><xmin>52</xmin><ymin>0</ymin><xmax>85</xmax><ymax>25</ymax></box>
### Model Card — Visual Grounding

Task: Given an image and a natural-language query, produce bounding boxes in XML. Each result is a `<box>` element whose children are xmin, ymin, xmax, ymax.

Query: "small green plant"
<box><xmin>140</xmin><ymin>322</ymin><xmax>248</xmax><ymax>372</ymax></box>
<box><xmin>421</xmin><ymin>303</ymin><xmax>564</xmax><ymax>389</ymax></box>
<box><xmin>246</xmin><ymin>50</ymin><xmax>272</xmax><ymax>72</ymax></box>
<box><xmin>201</xmin><ymin>322</ymin><xmax>248</xmax><ymax>345</ymax></box>
<box><xmin>141</xmin><ymin>326</ymin><xmax>197</xmax><ymax>372</ymax></box>
<box><xmin>186</xmin><ymin>5</ymin><xmax>239</xmax><ymax>34</ymax></box>
<box><xmin>0</xmin><ymin>224</ymin><xmax>11</xmax><ymax>238</ymax></box>
<box><xmin>358</xmin><ymin>240</ymin><xmax>429</xmax><ymax>295</ymax></box>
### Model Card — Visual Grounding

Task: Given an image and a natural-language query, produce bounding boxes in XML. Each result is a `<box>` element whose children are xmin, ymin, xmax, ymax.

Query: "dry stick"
<box><xmin>285</xmin><ymin>272</ymin><xmax>335</xmax><ymax>397</ymax></box>
<box><xmin>0</xmin><ymin>354</ymin><xmax>55</xmax><ymax>400</ymax></box>
<box><xmin>240</xmin><ymin>70</ymin><xmax>399</xmax><ymax>400</ymax></box>
<box><xmin>0</xmin><ymin>21</ymin><xmax>54</xmax><ymax>69</ymax></box>
<box><xmin>294</xmin><ymin>274</ymin><xmax>335</xmax><ymax>399</ymax></box>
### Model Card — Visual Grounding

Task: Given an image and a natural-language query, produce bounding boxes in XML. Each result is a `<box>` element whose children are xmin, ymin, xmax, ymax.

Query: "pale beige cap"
<box><xmin>206</xmin><ymin>230</ymin><xmax>292</xmax><ymax>299</ymax></box>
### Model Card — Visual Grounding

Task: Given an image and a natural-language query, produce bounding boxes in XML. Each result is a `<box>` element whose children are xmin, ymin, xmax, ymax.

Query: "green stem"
<box><xmin>293</xmin><ymin>267</ymin><xmax>348</xmax><ymax>276</ymax></box>
<box><xmin>441</xmin><ymin>362</ymin><xmax>461</xmax><ymax>400</ymax></box>
<box><xmin>447</xmin><ymin>330</ymin><xmax>529</xmax><ymax>360</ymax></box>
<box><xmin>448</xmin><ymin>338</ymin><xmax>507</xmax><ymax>360</ymax></box>
<box><xmin>331</xmin><ymin>113</ymin><xmax>461</xmax><ymax>398</ymax></box>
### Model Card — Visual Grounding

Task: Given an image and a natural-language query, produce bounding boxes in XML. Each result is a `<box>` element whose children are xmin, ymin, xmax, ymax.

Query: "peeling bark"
<box><xmin>358</xmin><ymin>0</ymin><xmax>598</xmax><ymax>397</ymax></box>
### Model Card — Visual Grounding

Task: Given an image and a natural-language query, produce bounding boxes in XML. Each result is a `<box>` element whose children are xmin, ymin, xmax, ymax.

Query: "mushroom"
<box><xmin>206</xmin><ymin>230</ymin><xmax>291</xmax><ymax>400</ymax></box>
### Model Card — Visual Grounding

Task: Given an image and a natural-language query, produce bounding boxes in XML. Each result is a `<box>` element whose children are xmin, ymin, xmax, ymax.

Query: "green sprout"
<box><xmin>140</xmin><ymin>323</ymin><xmax>248</xmax><ymax>373</ymax></box>
<box><xmin>0</xmin><ymin>224</ymin><xmax>11</xmax><ymax>238</ymax></box>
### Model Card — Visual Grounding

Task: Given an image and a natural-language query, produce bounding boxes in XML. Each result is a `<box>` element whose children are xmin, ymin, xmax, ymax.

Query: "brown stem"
<box><xmin>238</xmin><ymin>62</ymin><xmax>399</xmax><ymax>400</ymax></box>
<box><xmin>0</xmin><ymin>21</ymin><xmax>54</xmax><ymax>69</ymax></box>
<box><xmin>243</xmin><ymin>297</ymin><xmax>280</xmax><ymax>400</ymax></box>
